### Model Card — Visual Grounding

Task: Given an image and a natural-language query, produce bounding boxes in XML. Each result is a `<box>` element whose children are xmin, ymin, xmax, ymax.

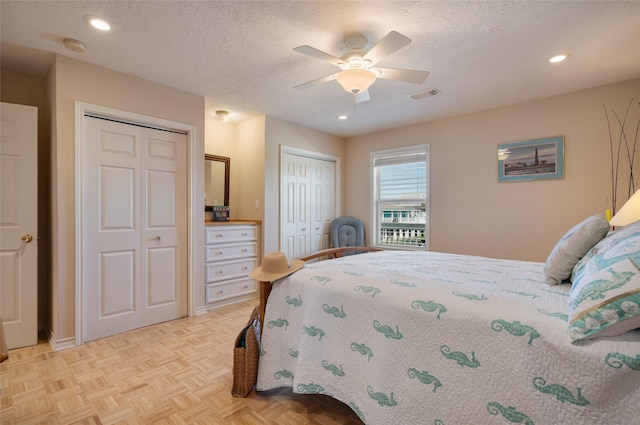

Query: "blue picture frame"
<box><xmin>498</xmin><ymin>136</ymin><xmax>564</xmax><ymax>182</ymax></box>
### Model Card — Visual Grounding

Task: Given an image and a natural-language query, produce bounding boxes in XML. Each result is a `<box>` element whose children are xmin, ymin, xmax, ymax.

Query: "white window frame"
<box><xmin>370</xmin><ymin>144</ymin><xmax>430</xmax><ymax>250</ymax></box>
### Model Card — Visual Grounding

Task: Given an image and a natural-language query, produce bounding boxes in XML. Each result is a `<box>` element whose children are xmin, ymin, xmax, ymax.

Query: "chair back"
<box><xmin>330</xmin><ymin>216</ymin><xmax>365</xmax><ymax>255</ymax></box>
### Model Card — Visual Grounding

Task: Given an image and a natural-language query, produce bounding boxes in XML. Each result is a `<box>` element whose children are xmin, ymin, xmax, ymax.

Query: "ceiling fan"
<box><xmin>293</xmin><ymin>31</ymin><xmax>430</xmax><ymax>103</ymax></box>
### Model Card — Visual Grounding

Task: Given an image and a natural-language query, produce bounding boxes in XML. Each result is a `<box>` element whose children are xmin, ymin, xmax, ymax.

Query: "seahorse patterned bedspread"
<box><xmin>256</xmin><ymin>251</ymin><xmax>640</xmax><ymax>425</ymax></box>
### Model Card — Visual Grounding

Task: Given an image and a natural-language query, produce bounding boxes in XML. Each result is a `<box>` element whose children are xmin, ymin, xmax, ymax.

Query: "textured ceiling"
<box><xmin>1</xmin><ymin>1</ymin><xmax>639</xmax><ymax>137</ymax></box>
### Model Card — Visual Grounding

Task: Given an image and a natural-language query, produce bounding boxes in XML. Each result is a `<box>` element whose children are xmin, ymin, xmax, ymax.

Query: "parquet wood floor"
<box><xmin>0</xmin><ymin>299</ymin><xmax>363</xmax><ymax>425</ymax></box>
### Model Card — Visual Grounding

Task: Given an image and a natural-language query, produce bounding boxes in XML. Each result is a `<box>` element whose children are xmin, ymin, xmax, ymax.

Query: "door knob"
<box><xmin>21</xmin><ymin>234</ymin><xmax>33</xmax><ymax>243</ymax></box>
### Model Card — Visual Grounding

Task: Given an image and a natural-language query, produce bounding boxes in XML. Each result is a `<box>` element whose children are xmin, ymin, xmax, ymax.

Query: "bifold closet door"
<box><xmin>282</xmin><ymin>153</ymin><xmax>311</xmax><ymax>259</ymax></box>
<box><xmin>310</xmin><ymin>158</ymin><xmax>335</xmax><ymax>253</ymax></box>
<box><xmin>82</xmin><ymin>116</ymin><xmax>186</xmax><ymax>342</ymax></box>
<box><xmin>281</xmin><ymin>152</ymin><xmax>336</xmax><ymax>259</ymax></box>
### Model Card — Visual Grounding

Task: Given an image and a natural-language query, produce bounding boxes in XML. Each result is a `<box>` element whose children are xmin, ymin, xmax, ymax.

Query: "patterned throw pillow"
<box><xmin>568</xmin><ymin>220</ymin><xmax>640</xmax><ymax>342</ymax></box>
<box><xmin>543</xmin><ymin>213</ymin><xmax>611</xmax><ymax>285</ymax></box>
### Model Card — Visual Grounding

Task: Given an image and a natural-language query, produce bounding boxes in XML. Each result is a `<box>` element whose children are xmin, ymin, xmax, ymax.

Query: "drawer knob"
<box><xmin>242</xmin><ymin>266</ymin><xmax>248</xmax><ymax>271</ymax></box>
<box><xmin>242</xmin><ymin>232</ymin><xmax>248</xmax><ymax>236</ymax></box>
<box><xmin>301</xmin><ymin>228</ymin><xmax>307</xmax><ymax>231</ymax></box>
<box><xmin>218</xmin><ymin>289</ymin><xmax>224</xmax><ymax>294</ymax></box>
<box><xmin>243</xmin><ymin>285</ymin><xmax>248</xmax><ymax>289</ymax></box>
<box><xmin>241</xmin><ymin>248</ymin><xmax>248</xmax><ymax>253</ymax></box>
<box><xmin>216</xmin><ymin>251</ymin><xmax>223</xmax><ymax>256</ymax></box>
<box><xmin>216</xmin><ymin>270</ymin><xmax>224</xmax><ymax>275</ymax></box>
<box><xmin>216</xmin><ymin>233</ymin><xmax>223</xmax><ymax>238</ymax></box>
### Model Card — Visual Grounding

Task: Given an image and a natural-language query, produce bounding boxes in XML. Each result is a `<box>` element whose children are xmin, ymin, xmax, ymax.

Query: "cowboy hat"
<box><xmin>249</xmin><ymin>251</ymin><xmax>304</xmax><ymax>282</ymax></box>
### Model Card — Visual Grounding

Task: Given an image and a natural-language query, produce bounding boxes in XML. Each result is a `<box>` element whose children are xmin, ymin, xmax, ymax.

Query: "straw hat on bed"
<box><xmin>249</xmin><ymin>251</ymin><xmax>304</xmax><ymax>282</ymax></box>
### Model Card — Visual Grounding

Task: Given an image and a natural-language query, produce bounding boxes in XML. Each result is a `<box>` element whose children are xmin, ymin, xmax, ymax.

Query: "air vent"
<box><xmin>408</xmin><ymin>87</ymin><xmax>441</xmax><ymax>100</ymax></box>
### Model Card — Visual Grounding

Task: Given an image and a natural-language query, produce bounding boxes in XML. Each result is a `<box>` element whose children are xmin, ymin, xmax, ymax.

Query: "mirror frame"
<box><xmin>204</xmin><ymin>154</ymin><xmax>230</xmax><ymax>210</ymax></box>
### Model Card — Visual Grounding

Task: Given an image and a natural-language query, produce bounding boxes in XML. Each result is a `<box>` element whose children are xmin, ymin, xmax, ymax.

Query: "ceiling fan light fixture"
<box><xmin>336</xmin><ymin>68</ymin><xmax>376</xmax><ymax>94</ymax></box>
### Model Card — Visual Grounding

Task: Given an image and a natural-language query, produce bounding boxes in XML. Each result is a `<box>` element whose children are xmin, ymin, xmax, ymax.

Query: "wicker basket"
<box><xmin>231</xmin><ymin>307</ymin><xmax>260</xmax><ymax>397</ymax></box>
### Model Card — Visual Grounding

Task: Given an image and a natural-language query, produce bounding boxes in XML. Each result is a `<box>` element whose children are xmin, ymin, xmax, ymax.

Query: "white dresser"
<box><xmin>203</xmin><ymin>222</ymin><xmax>260</xmax><ymax>310</ymax></box>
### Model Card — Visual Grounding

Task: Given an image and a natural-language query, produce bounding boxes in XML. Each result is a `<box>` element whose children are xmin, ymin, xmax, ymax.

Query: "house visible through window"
<box><xmin>371</xmin><ymin>144</ymin><xmax>429</xmax><ymax>249</ymax></box>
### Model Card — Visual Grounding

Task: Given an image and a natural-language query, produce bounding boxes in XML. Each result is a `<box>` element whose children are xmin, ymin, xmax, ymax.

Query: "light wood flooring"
<box><xmin>0</xmin><ymin>299</ymin><xmax>363</xmax><ymax>425</ymax></box>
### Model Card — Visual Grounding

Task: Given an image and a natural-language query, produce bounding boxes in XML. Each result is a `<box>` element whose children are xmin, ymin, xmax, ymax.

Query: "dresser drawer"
<box><xmin>205</xmin><ymin>242</ymin><xmax>257</xmax><ymax>263</ymax></box>
<box><xmin>206</xmin><ymin>277</ymin><xmax>257</xmax><ymax>304</ymax></box>
<box><xmin>205</xmin><ymin>226</ymin><xmax>257</xmax><ymax>244</ymax></box>
<box><xmin>205</xmin><ymin>258</ymin><xmax>256</xmax><ymax>283</ymax></box>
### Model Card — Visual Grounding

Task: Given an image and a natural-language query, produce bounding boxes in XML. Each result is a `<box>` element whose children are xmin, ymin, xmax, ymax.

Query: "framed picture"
<box><xmin>498</xmin><ymin>136</ymin><xmax>564</xmax><ymax>182</ymax></box>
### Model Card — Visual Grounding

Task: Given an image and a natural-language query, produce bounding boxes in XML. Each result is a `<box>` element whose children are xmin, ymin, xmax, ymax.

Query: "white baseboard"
<box><xmin>49</xmin><ymin>334</ymin><xmax>76</xmax><ymax>351</ymax></box>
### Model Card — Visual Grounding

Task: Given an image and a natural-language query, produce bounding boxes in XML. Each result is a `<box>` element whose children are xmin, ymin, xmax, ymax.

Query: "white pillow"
<box><xmin>543</xmin><ymin>213</ymin><xmax>611</xmax><ymax>285</ymax></box>
<box><xmin>568</xmin><ymin>220</ymin><xmax>640</xmax><ymax>341</ymax></box>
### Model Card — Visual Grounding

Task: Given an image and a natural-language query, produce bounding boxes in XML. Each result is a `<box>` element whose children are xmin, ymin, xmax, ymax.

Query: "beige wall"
<box><xmin>1</xmin><ymin>69</ymin><xmax>52</xmax><ymax>333</ymax></box>
<box><xmin>236</xmin><ymin>116</ymin><xmax>266</xmax><ymax>222</ymax></box>
<box><xmin>345</xmin><ymin>78</ymin><xmax>640</xmax><ymax>262</ymax></box>
<box><xmin>52</xmin><ymin>55</ymin><xmax>205</xmax><ymax>344</ymax></box>
<box><xmin>263</xmin><ymin>117</ymin><xmax>345</xmax><ymax>254</ymax></box>
<box><xmin>5</xmin><ymin>53</ymin><xmax>638</xmax><ymax>346</ymax></box>
<box><xmin>205</xmin><ymin>115</ymin><xmax>344</xmax><ymax>255</ymax></box>
<box><xmin>204</xmin><ymin>115</ymin><xmax>265</xmax><ymax>222</ymax></box>
<box><xmin>205</xmin><ymin>117</ymin><xmax>236</xmax><ymax>219</ymax></box>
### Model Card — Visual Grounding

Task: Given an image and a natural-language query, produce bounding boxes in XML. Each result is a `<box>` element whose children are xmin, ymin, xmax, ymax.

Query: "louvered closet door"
<box><xmin>82</xmin><ymin>117</ymin><xmax>186</xmax><ymax>342</ymax></box>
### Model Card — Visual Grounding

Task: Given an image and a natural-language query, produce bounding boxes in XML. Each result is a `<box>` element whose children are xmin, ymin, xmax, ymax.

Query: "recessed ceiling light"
<box><xmin>549</xmin><ymin>53</ymin><xmax>570</xmax><ymax>63</ymax></box>
<box><xmin>338</xmin><ymin>115</ymin><xmax>348</xmax><ymax>120</ymax></box>
<box><xmin>84</xmin><ymin>15</ymin><xmax>111</xmax><ymax>31</ymax></box>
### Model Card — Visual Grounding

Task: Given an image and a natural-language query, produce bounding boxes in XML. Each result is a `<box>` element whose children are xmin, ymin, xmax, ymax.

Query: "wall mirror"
<box><xmin>204</xmin><ymin>154</ymin><xmax>230</xmax><ymax>209</ymax></box>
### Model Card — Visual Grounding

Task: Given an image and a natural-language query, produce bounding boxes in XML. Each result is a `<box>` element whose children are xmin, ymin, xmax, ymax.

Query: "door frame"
<box><xmin>279</xmin><ymin>145</ymin><xmax>341</xmax><ymax>252</ymax></box>
<box><xmin>74</xmin><ymin>102</ymin><xmax>198</xmax><ymax>346</ymax></box>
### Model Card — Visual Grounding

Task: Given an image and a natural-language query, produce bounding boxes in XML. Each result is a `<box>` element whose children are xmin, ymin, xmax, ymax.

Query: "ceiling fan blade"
<box><xmin>376</xmin><ymin>68</ymin><xmax>430</xmax><ymax>84</ymax></box>
<box><xmin>293</xmin><ymin>45</ymin><xmax>344</xmax><ymax>67</ymax></box>
<box><xmin>355</xmin><ymin>90</ymin><xmax>370</xmax><ymax>103</ymax></box>
<box><xmin>362</xmin><ymin>31</ymin><xmax>411</xmax><ymax>65</ymax></box>
<box><xmin>293</xmin><ymin>73</ymin><xmax>338</xmax><ymax>90</ymax></box>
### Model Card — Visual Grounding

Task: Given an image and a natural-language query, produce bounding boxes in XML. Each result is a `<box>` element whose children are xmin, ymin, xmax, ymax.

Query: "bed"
<box><xmin>256</xmin><ymin>220</ymin><xmax>640</xmax><ymax>425</ymax></box>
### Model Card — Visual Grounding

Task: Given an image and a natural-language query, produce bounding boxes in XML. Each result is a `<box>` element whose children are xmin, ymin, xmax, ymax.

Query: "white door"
<box><xmin>310</xmin><ymin>159</ymin><xmax>335</xmax><ymax>252</ymax></box>
<box><xmin>281</xmin><ymin>153</ymin><xmax>297</xmax><ymax>258</ymax></box>
<box><xmin>0</xmin><ymin>102</ymin><xmax>38</xmax><ymax>349</ymax></box>
<box><xmin>281</xmin><ymin>152</ymin><xmax>336</xmax><ymax>258</ymax></box>
<box><xmin>82</xmin><ymin>116</ymin><xmax>186</xmax><ymax>342</ymax></box>
<box><xmin>281</xmin><ymin>153</ymin><xmax>311</xmax><ymax>259</ymax></box>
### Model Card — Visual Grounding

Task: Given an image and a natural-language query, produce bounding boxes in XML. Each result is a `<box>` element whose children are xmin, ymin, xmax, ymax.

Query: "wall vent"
<box><xmin>408</xmin><ymin>87</ymin><xmax>441</xmax><ymax>100</ymax></box>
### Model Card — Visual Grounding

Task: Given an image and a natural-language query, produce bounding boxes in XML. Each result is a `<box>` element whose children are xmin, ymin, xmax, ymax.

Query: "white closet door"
<box><xmin>281</xmin><ymin>153</ymin><xmax>311</xmax><ymax>258</ymax></box>
<box><xmin>82</xmin><ymin>117</ymin><xmax>186</xmax><ymax>341</ymax></box>
<box><xmin>322</xmin><ymin>160</ymin><xmax>336</xmax><ymax>248</ymax></box>
<box><xmin>281</xmin><ymin>152</ymin><xmax>336</xmax><ymax>258</ymax></box>
<box><xmin>0</xmin><ymin>102</ymin><xmax>38</xmax><ymax>349</ymax></box>
<box><xmin>281</xmin><ymin>153</ymin><xmax>298</xmax><ymax>259</ymax></box>
<box><xmin>310</xmin><ymin>159</ymin><xmax>335</xmax><ymax>252</ymax></box>
<box><xmin>295</xmin><ymin>156</ymin><xmax>311</xmax><ymax>257</ymax></box>
<box><xmin>140</xmin><ymin>127</ymin><xmax>187</xmax><ymax>326</ymax></box>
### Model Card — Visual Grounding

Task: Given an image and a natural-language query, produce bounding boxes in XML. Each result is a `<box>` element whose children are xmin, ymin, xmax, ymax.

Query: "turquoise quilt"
<box><xmin>256</xmin><ymin>251</ymin><xmax>640</xmax><ymax>425</ymax></box>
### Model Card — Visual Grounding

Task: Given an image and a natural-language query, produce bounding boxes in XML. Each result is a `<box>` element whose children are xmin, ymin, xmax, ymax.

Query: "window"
<box><xmin>371</xmin><ymin>145</ymin><xmax>429</xmax><ymax>249</ymax></box>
